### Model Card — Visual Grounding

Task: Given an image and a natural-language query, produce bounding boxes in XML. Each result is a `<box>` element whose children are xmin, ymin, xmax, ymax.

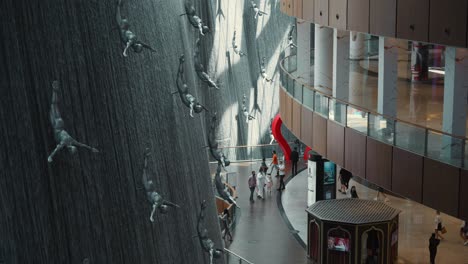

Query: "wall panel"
<box><xmin>366</xmin><ymin>138</ymin><xmax>392</xmax><ymax>189</ymax></box>
<box><xmin>370</xmin><ymin>0</ymin><xmax>396</xmax><ymax>37</ymax></box>
<box><xmin>284</xmin><ymin>94</ymin><xmax>293</xmax><ymax>129</ymax></box>
<box><xmin>423</xmin><ymin>158</ymin><xmax>460</xmax><ymax>217</ymax></box>
<box><xmin>460</xmin><ymin>170</ymin><xmax>468</xmax><ymax>220</ymax></box>
<box><xmin>326</xmin><ymin>121</ymin><xmax>345</xmax><ymax>167</ymax></box>
<box><xmin>314</xmin><ymin>0</ymin><xmax>329</xmax><ymax>26</ymax></box>
<box><xmin>292</xmin><ymin>99</ymin><xmax>302</xmax><ymax>138</ymax></box>
<box><xmin>347</xmin><ymin>0</ymin><xmax>369</xmax><ymax>33</ymax></box>
<box><xmin>301</xmin><ymin>106</ymin><xmax>314</xmax><ymax>147</ymax></box>
<box><xmin>294</xmin><ymin>0</ymin><xmax>304</xmax><ymax>19</ymax></box>
<box><xmin>303</xmin><ymin>0</ymin><xmax>315</xmax><ymax>21</ymax></box>
<box><xmin>392</xmin><ymin>147</ymin><xmax>423</xmax><ymax>202</ymax></box>
<box><xmin>312</xmin><ymin>113</ymin><xmax>327</xmax><ymax>156</ymax></box>
<box><xmin>396</xmin><ymin>0</ymin><xmax>429</xmax><ymax>42</ymax></box>
<box><xmin>429</xmin><ymin>0</ymin><xmax>467</xmax><ymax>47</ymax></box>
<box><xmin>329</xmin><ymin>0</ymin><xmax>347</xmax><ymax>30</ymax></box>
<box><xmin>344</xmin><ymin>128</ymin><xmax>366</xmax><ymax>178</ymax></box>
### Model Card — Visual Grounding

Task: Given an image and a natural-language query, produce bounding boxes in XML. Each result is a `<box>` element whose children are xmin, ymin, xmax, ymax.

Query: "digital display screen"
<box><xmin>327</xmin><ymin>237</ymin><xmax>350</xmax><ymax>252</ymax></box>
<box><xmin>323</xmin><ymin>162</ymin><xmax>336</xmax><ymax>185</ymax></box>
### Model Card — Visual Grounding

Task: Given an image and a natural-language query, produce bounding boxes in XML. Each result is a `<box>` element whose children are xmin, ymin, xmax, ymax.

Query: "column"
<box><xmin>376</xmin><ymin>37</ymin><xmax>399</xmax><ymax>142</ymax></box>
<box><xmin>333</xmin><ymin>29</ymin><xmax>350</xmax><ymax>123</ymax></box>
<box><xmin>442</xmin><ymin>47</ymin><xmax>468</xmax><ymax>162</ymax></box>
<box><xmin>297</xmin><ymin>22</ymin><xmax>312</xmax><ymax>84</ymax></box>
<box><xmin>349</xmin><ymin>32</ymin><xmax>365</xmax><ymax>60</ymax></box>
<box><xmin>314</xmin><ymin>25</ymin><xmax>333</xmax><ymax>91</ymax></box>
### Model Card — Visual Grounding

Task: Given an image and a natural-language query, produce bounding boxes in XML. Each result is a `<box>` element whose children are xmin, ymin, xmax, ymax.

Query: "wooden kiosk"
<box><xmin>306</xmin><ymin>199</ymin><xmax>400</xmax><ymax>264</ymax></box>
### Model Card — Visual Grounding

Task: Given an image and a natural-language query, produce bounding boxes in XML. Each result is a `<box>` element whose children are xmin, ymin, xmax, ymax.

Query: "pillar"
<box><xmin>297</xmin><ymin>22</ymin><xmax>313</xmax><ymax>84</ymax></box>
<box><xmin>349</xmin><ymin>32</ymin><xmax>365</xmax><ymax>60</ymax></box>
<box><xmin>377</xmin><ymin>37</ymin><xmax>398</xmax><ymax>118</ymax></box>
<box><xmin>314</xmin><ymin>25</ymin><xmax>333</xmax><ymax>91</ymax></box>
<box><xmin>442</xmin><ymin>47</ymin><xmax>468</xmax><ymax>162</ymax></box>
<box><xmin>333</xmin><ymin>29</ymin><xmax>350</xmax><ymax>123</ymax></box>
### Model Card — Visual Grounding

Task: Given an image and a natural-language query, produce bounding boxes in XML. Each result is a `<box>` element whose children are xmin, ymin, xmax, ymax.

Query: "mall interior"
<box><xmin>1</xmin><ymin>0</ymin><xmax>468</xmax><ymax>263</ymax></box>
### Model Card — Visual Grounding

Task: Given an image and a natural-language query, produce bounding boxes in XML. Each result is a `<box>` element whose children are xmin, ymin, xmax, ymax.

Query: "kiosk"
<box><xmin>307</xmin><ymin>151</ymin><xmax>336</xmax><ymax>206</ymax></box>
<box><xmin>306</xmin><ymin>199</ymin><xmax>400</xmax><ymax>264</ymax></box>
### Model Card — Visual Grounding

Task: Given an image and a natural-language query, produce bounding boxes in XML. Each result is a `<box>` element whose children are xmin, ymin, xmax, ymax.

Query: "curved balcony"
<box><xmin>280</xmin><ymin>0</ymin><xmax>468</xmax><ymax>48</ymax></box>
<box><xmin>278</xmin><ymin>53</ymin><xmax>468</xmax><ymax>218</ymax></box>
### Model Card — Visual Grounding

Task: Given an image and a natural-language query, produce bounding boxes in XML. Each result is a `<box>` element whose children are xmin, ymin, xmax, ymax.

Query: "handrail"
<box><xmin>216</xmin><ymin>141</ymin><xmax>296</xmax><ymax>150</ymax></box>
<box><xmin>279</xmin><ymin>53</ymin><xmax>468</xmax><ymax>141</ymax></box>
<box><xmin>224</xmin><ymin>248</ymin><xmax>254</xmax><ymax>264</ymax></box>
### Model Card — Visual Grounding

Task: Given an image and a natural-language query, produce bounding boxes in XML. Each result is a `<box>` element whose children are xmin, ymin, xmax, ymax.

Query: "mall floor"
<box><xmin>215</xmin><ymin>160</ymin><xmax>468</xmax><ymax>264</ymax></box>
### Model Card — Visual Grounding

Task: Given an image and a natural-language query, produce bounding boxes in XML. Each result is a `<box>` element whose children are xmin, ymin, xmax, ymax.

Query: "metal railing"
<box><xmin>224</xmin><ymin>248</ymin><xmax>254</xmax><ymax>264</ymax></box>
<box><xmin>279</xmin><ymin>52</ymin><xmax>468</xmax><ymax>169</ymax></box>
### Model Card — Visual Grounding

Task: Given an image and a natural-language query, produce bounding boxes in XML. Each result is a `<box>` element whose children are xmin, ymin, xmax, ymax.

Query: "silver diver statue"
<box><xmin>287</xmin><ymin>25</ymin><xmax>297</xmax><ymax>49</ymax></box>
<box><xmin>242</xmin><ymin>94</ymin><xmax>255</xmax><ymax>123</ymax></box>
<box><xmin>214</xmin><ymin>164</ymin><xmax>238</xmax><ymax>207</ymax></box>
<box><xmin>250</xmin><ymin>1</ymin><xmax>268</xmax><ymax>19</ymax></box>
<box><xmin>181</xmin><ymin>2</ymin><xmax>210</xmax><ymax>36</ymax></box>
<box><xmin>207</xmin><ymin>113</ymin><xmax>230</xmax><ymax>171</ymax></box>
<box><xmin>48</xmin><ymin>81</ymin><xmax>99</xmax><ymax>163</ymax></box>
<box><xmin>116</xmin><ymin>0</ymin><xmax>155</xmax><ymax>57</ymax></box>
<box><xmin>232</xmin><ymin>31</ymin><xmax>246</xmax><ymax>57</ymax></box>
<box><xmin>197</xmin><ymin>200</ymin><xmax>223</xmax><ymax>264</ymax></box>
<box><xmin>142</xmin><ymin>149</ymin><xmax>180</xmax><ymax>222</ymax></box>
<box><xmin>194</xmin><ymin>38</ymin><xmax>219</xmax><ymax>89</ymax></box>
<box><xmin>173</xmin><ymin>54</ymin><xmax>208</xmax><ymax>117</ymax></box>
<box><xmin>260</xmin><ymin>57</ymin><xmax>272</xmax><ymax>83</ymax></box>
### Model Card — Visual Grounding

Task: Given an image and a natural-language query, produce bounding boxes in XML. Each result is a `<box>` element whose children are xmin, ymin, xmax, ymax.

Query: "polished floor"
<box><xmin>211</xmin><ymin>161</ymin><xmax>312</xmax><ymax>264</ymax></box>
<box><xmin>282</xmin><ymin>166</ymin><xmax>468</xmax><ymax>264</ymax></box>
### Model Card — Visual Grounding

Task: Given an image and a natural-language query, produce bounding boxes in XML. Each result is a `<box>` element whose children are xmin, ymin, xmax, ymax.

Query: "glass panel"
<box><xmin>395</xmin><ymin>122</ymin><xmax>426</xmax><ymax>155</ymax></box>
<box><xmin>426</xmin><ymin>131</ymin><xmax>463</xmax><ymax>167</ymax></box>
<box><xmin>346</xmin><ymin>106</ymin><xmax>368</xmax><ymax>134</ymax></box>
<box><xmin>288</xmin><ymin>54</ymin><xmax>297</xmax><ymax>73</ymax></box>
<box><xmin>465</xmin><ymin>140</ymin><xmax>468</xmax><ymax>169</ymax></box>
<box><xmin>314</xmin><ymin>92</ymin><xmax>329</xmax><ymax>117</ymax></box>
<box><xmin>287</xmin><ymin>75</ymin><xmax>294</xmax><ymax>95</ymax></box>
<box><xmin>329</xmin><ymin>99</ymin><xmax>346</xmax><ymax>125</ymax></box>
<box><xmin>303</xmin><ymin>87</ymin><xmax>314</xmax><ymax>110</ymax></box>
<box><xmin>368</xmin><ymin>114</ymin><xmax>394</xmax><ymax>144</ymax></box>
<box><xmin>294</xmin><ymin>83</ymin><xmax>303</xmax><ymax>102</ymax></box>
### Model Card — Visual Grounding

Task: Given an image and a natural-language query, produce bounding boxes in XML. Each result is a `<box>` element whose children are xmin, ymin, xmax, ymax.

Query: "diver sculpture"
<box><xmin>194</xmin><ymin>38</ymin><xmax>219</xmax><ymax>89</ymax></box>
<box><xmin>48</xmin><ymin>80</ymin><xmax>99</xmax><ymax>163</ymax></box>
<box><xmin>173</xmin><ymin>54</ymin><xmax>208</xmax><ymax>117</ymax></box>
<box><xmin>287</xmin><ymin>25</ymin><xmax>297</xmax><ymax>49</ymax></box>
<box><xmin>214</xmin><ymin>164</ymin><xmax>238</xmax><ymax>207</ymax></box>
<box><xmin>142</xmin><ymin>149</ymin><xmax>180</xmax><ymax>222</ymax></box>
<box><xmin>232</xmin><ymin>31</ymin><xmax>246</xmax><ymax>57</ymax></box>
<box><xmin>242</xmin><ymin>94</ymin><xmax>255</xmax><ymax>123</ymax></box>
<box><xmin>250</xmin><ymin>1</ymin><xmax>268</xmax><ymax>19</ymax></box>
<box><xmin>260</xmin><ymin>57</ymin><xmax>272</xmax><ymax>83</ymax></box>
<box><xmin>207</xmin><ymin>113</ymin><xmax>230</xmax><ymax>170</ymax></box>
<box><xmin>116</xmin><ymin>0</ymin><xmax>155</xmax><ymax>57</ymax></box>
<box><xmin>181</xmin><ymin>2</ymin><xmax>210</xmax><ymax>36</ymax></box>
<box><xmin>197</xmin><ymin>200</ymin><xmax>223</xmax><ymax>264</ymax></box>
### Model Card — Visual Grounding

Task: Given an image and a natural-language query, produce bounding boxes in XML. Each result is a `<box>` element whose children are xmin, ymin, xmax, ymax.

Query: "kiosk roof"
<box><xmin>306</xmin><ymin>199</ymin><xmax>401</xmax><ymax>224</ymax></box>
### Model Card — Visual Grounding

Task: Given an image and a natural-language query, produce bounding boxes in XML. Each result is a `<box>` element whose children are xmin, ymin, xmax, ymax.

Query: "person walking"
<box><xmin>290</xmin><ymin>147</ymin><xmax>299</xmax><ymax>176</ymax></box>
<box><xmin>248</xmin><ymin>171</ymin><xmax>257</xmax><ymax>203</ymax></box>
<box><xmin>460</xmin><ymin>220</ymin><xmax>468</xmax><ymax>246</ymax></box>
<box><xmin>428</xmin><ymin>233</ymin><xmax>440</xmax><ymax>264</ymax></box>
<box><xmin>434</xmin><ymin>210</ymin><xmax>445</xmax><ymax>240</ymax></box>
<box><xmin>219</xmin><ymin>209</ymin><xmax>233</xmax><ymax>242</ymax></box>
<box><xmin>256</xmin><ymin>168</ymin><xmax>265</xmax><ymax>199</ymax></box>
<box><xmin>277</xmin><ymin>160</ymin><xmax>286</xmax><ymax>191</ymax></box>
<box><xmin>268</xmin><ymin>150</ymin><xmax>279</xmax><ymax>176</ymax></box>
<box><xmin>338</xmin><ymin>168</ymin><xmax>352</xmax><ymax>194</ymax></box>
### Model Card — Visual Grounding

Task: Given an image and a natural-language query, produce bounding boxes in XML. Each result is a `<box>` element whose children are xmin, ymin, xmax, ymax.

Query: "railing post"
<box><xmin>239</xmin><ymin>259</ymin><xmax>242</xmax><ymax>264</ymax></box>
<box><xmin>367</xmin><ymin>112</ymin><xmax>371</xmax><ymax>136</ymax></box>
<box><xmin>345</xmin><ymin>104</ymin><xmax>348</xmax><ymax>127</ymax></box>
<box><xmin>393</xmin><ymin>120</ymin><xmax>397</xmax><ymax>146</ymax></box>
<box><xmin>424</xmin><ymin>128</ymin><xmax>429</xmax><ymax>156</ymax></box>
<box><xmin>461</xmin><ymin>139</ymin><xmax>465</xmax><ymax>168</ymax></box>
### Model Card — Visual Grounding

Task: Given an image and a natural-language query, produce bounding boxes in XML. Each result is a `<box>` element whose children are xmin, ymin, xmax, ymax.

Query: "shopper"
<box><xmin>460</xmin><ymin>220</ymin><xmax>468</xmax><ymax>246</ymax></box>
<box><xmin>338</xmin><ymin>168</ymin><xmax>352</xmax><ymax>194</ymax></box>
<box><xmin>268</xmin><ymin>150</ymin><xmax>279</xmax><ymax>176</ymax></box>
<box><xmin>290</xmin><ymin>147</ymin><xmax>299</xmax><ymax>176</ymax></box>
<box><xmin>374</xmin><ymin>187</ymin><xmax>389</xmax><ymax>203</ymax></box>
<box><xmin>428</xmin><ymin>233</ymin><xmax>440</xmax><ymax>264</ymax></box>
<box><xmin>219</xmin><ymin>209</ymin><xmax>233</xmax><ymax>241</ymax></box>
<box><xmin>277</xmin><ymin>160</ymin><xmax>286</xmax><ymax>191</ymax></box>
<box><xmin>256</xmin><ymin>168</ymin><xmax>265</xmax><ymax>199</ymax></box>
<box><xmin>350</xmin><ymin>186</ymin><xmax>359</xmax><ymax>198</ymax></box>
<box><xmin>248</xmin><ymin>171</ymin><xmax>257</xmax><ymax>203</ymax></box>
<box><xmin>434</xmin><ymin>210</ymin><xmax>445</xmax><ymax>240</ymax></box>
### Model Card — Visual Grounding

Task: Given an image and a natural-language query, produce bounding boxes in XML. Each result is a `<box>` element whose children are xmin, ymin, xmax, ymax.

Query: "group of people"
<box><xmin>248</xmin><ymin>158</ymin><xmax>274</xmax><ymax>202</ymax></box>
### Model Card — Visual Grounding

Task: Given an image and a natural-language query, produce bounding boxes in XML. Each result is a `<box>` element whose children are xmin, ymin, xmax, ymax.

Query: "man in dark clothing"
<box><xmin>290</xmin><ymin>147</ymin><xmax>299</xmax><ymax>176</ymax></box>
<box><xmin>248</xmin><ymin>171</ymin><xmax>257</xmax><ymax>203</ymax></box>
<box><xmin>429</xmin><ymin>233</ymin><xmax>440</xmax><ymax>264</ymax></box>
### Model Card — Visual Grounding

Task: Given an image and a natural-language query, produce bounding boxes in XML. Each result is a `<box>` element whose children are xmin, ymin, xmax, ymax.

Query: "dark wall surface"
<box><xmin>0</xmin><ymin>0</ymin><xmax>293</xmax><ymax>262</ymax></box>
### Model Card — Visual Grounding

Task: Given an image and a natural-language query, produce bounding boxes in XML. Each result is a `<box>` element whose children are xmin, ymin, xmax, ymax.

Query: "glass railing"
<box><xmin>280</xmin><ymin>53</ymin><xmax>468</xmax><ymax>169</ymax></box>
